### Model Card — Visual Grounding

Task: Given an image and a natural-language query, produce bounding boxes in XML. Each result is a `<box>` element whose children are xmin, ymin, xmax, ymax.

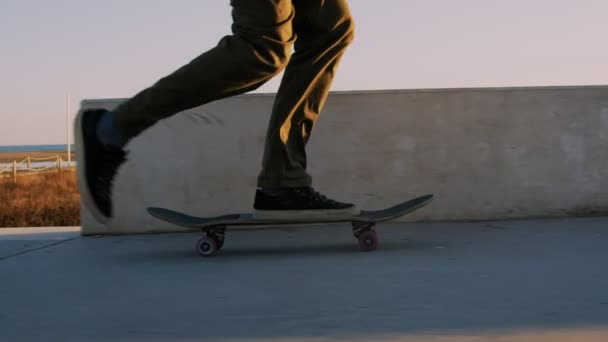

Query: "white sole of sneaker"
<box><xmin>74</xmin><ymin>110</ymin><xmax>110</xmax><ymax>224</ymax></box>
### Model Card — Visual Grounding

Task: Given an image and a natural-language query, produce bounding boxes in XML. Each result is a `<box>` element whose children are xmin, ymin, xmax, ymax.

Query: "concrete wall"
<box><xmin>79</xmin><ymin>86</ymin><xmax>608</xmax><ymax>235</ymax></box>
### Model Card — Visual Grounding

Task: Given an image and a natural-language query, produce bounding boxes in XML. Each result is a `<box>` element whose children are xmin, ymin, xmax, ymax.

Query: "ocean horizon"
<box><xmin>0</xmin><ymin>144</ymin><xmax>75</xmax><ymax>153</ymax></box>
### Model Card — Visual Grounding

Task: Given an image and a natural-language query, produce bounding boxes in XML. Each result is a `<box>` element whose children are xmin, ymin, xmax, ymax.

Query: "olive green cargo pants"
<box><xmin>113</xmin><ymin>0</ymin><xmax>355</xmax><ymax>188</ymax></box>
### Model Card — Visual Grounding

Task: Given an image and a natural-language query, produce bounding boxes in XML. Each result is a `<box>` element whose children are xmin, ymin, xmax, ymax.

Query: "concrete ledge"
<box><xmin>79</xmin><ymin>85</ymin><xmax>608</xmax><ymax>235</ymax></box>
<box><xmin>0</xmin><ymin>227</ymin><xmax>81</xmax><ymax>239</ymax></box>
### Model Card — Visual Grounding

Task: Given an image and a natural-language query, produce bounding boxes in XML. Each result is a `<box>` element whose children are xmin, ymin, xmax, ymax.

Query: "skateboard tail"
<box><xmin>357</xmin><ymin>194</ymin><xmax>434</xmax><ymax>222</ymax></box>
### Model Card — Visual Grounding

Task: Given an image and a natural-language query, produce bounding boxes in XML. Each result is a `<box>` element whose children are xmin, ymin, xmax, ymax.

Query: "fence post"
<box><xmin>57</xmin><ymin>155</ymin><xmax>62</xmax><ymax>172</ymax></box>
<box><xmin>27</xmin><ymin>156</ymin><xmax>31</xmax><ymax>170</ymax></box>
<box><xmin>13</xmin><ymin>160</ymin><xmax>17</xmax><ymax>183</ymax></box>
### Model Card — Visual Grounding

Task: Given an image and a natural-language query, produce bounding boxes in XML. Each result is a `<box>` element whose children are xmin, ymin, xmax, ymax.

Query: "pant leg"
<box><xmin>256</xmin><ymin>0</ymin><xmax>355</xmax><ymax>188</ymax></box>
<box><xmin>113</xmin><ymin>0</ymin><xmax>296</xmax><ymax>143</ymax></box>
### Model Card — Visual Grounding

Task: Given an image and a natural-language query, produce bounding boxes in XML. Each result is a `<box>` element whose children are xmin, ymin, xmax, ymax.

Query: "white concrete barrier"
<box><xmin>79</xmin><ymin>86</ymin><xmax>608</xmax><ymax>235</ymax></box>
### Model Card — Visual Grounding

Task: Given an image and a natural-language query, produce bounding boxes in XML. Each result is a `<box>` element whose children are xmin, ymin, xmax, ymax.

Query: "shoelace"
<box><xmin>296</xmin><ymin>187</ymin><xmax>338</xmax><ymax>205</ymax></box>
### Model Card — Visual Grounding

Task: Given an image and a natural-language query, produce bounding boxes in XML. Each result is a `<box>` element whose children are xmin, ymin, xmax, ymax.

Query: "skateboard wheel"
<box><xmin>358</xmin><ymin>230</ymin><xmax>378</xmax><ymax>252</ymax></box>
<box><xmin>196</xmin><ymin>236</ymin><xmax>218</xmax><ymax>257</ymax></box>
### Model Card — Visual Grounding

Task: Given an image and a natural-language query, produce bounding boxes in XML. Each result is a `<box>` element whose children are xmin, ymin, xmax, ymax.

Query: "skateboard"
<box><xmin>147</xmin><ymin>194</ymin><xmax>433</xmax><ymax>257</ymax></box>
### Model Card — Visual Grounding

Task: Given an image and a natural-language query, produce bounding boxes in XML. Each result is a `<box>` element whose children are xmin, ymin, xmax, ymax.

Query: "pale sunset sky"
<box><xmin>1</xmin><ymin>0</ymin><xmax>607</xmax><ymax>145</ymax></box>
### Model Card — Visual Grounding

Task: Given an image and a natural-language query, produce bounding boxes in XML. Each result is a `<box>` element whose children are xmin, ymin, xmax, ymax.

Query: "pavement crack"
<box><xmin>0</xmin><ymin>237</ymin><xmax>77</xmax><ymax>261</ymax></box>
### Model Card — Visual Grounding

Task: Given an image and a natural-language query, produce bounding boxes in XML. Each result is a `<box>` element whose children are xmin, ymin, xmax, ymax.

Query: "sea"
<box><xmin>0</xmin><ymin>144</ymin><xmax>75</xmax><ymax>153</ymax></box>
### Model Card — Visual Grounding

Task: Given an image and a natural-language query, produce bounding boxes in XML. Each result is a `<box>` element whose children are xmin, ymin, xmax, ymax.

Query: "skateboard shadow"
<box><xmin>123</xmin><ymin>238</ymin><xmax>438</xmax><ymax>263</ymax></box>
<box><xmin>219</xmin><ymin>237</ymin><xmax>441</xmax><ymax>258</ymax></box>
<box><xmin>219</xmin><ymin>242</ymin><xmax>400</xmax><ymax>258</ymax></box>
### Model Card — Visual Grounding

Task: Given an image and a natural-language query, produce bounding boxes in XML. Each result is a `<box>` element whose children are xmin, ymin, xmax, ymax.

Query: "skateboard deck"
<box><xmin>147</xmin><ymin>194</ymin><xmax>433</xmax><ymax>257</ymax></box>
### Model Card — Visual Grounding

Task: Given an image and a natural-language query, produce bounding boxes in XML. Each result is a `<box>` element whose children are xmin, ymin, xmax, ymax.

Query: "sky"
<box><xmin>1</xmin><ymin>0</ymin><xmax>607</xmax><ymax>145</ymax></box>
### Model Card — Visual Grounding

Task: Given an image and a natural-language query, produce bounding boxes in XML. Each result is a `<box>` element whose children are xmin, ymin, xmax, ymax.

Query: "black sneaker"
<box><xmin>253</xmin><ymin>187</ymin><xmax>359</xmax><ymax>220</ymax></box>
<box><xmin>74</xmin><ymin>109</ymin><xmax>127</xmax><ymax>223</ymax></box>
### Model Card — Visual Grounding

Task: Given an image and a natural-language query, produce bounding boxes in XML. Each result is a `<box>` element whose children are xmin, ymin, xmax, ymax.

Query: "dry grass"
<box><xmin>0</xmin><ymin>171</ymin><xmax>80</xmax><ymax>227</ymax></box>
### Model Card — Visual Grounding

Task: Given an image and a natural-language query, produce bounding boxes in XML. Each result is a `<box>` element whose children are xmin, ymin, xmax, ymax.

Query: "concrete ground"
<box><xmin>1</xmin><ymin>217</ymin><xmax>607</xmax><ymax>341</ymax></box>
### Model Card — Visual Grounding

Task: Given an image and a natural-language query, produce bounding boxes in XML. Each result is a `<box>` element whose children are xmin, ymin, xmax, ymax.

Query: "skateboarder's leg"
<box><xmin>112</xmin><ymin>0</ymin><xmax>297</xmax><ymax>145</ymax></box>
<box><xmin>253</xmin><ymin>0</ymin><xmax>357</xmax><ymax>218</ymax></box>
<box><xmin>76</xmin><ymin>0</ymin><xmax>296</xmax><ymax>222</ymax></box>
<box><xmin>256</xmin><ymin>0</ymin><xmax>355</xmax><ymax>188</ymax></box>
